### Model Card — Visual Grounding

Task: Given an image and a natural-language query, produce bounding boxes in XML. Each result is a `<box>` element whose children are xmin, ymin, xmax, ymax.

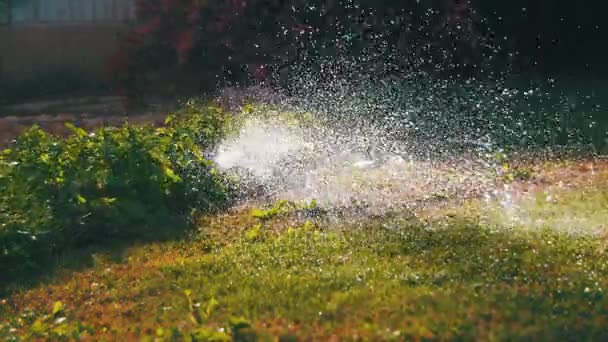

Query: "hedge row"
<box><xmin>0</xmin><ymin>103</ymin><xmax>231</xmax><ymax>277</ymax></box>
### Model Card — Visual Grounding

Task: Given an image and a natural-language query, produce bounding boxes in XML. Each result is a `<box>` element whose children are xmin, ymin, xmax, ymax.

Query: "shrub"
<box><xmin>0</xmin><ymin>106</ymin><xmax>229</xmax><ymax>275</ymax></box>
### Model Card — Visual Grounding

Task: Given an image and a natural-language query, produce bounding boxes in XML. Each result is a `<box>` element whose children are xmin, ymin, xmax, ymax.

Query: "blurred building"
<box><xmin>0</xmin><ymin>0</ymin><xmax>135</xmax><ymax>85</ymax></box>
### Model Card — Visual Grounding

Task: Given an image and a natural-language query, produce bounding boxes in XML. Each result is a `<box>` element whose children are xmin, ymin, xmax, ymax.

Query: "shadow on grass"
<box><xmin>148</xmin><ymin>211</ymin><xmax>608</xmax><ymax>340</ymax></box>
<box><xmin>2</xmin><ymin>204</ymin><xmax>608</xmax><ymax>339</ymax></box>
<box><xmin>0</xmin><ymin>217</ymin><xmax>192</xmax><ymax>297</ymax></box>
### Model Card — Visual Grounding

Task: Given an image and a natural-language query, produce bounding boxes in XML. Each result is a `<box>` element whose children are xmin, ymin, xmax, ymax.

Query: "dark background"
<box><xmin>482</xmin><ymin>1</ymin><xmax>608</xmax><ymax>77</ymax></box>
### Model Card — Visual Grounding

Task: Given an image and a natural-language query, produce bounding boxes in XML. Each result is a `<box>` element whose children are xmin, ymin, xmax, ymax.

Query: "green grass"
<box><xmin>2</xmin><ymin>172</ymin><xmax>608</xmax><ymax>340</ymax></box>
<box><xmin>482</xmin><ymin>187</ymin><xmax>608</xmax><ymax>236</ymax></box>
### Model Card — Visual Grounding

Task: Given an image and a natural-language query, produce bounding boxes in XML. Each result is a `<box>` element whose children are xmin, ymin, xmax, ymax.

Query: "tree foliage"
<box><xmin>108</xmin><ymin>0</ymin><xmax>490</xmax><ymax>98</ymax></box>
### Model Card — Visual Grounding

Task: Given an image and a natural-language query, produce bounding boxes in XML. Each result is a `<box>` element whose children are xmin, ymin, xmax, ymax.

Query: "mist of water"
<box><xmin>209</xmin><ymin>9</ymin><xmax>604</xmax><ymax>226</ymax></box>
<box><xmin>212</xmin><ymin>80</ymin><xmax>502</xmax><ymax>217</ymax></box>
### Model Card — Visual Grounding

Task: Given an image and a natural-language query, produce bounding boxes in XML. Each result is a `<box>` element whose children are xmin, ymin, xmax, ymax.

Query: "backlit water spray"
<box><xmin>209</xmin><ymin>8</ymin><xmax>603</xmax><ymax>224</ymax></box>
<box><xmin>211</xmin><ymin>76</ymin><xmax>511</xmax><ymax>217</ymax></box>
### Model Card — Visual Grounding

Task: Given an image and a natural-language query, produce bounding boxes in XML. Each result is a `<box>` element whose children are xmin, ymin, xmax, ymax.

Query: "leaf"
<box><xmin>64</xmin><ymin>122</ymin><xmax>87</xmax><ymax>138</ymax></box>
<box><xmin>164</xmin><ymin>167</ymin><xmax>182</xmax><ymax>182</ymax></box>
<box><xmin>40</xmin><ymin>153</ymin><xmax>50</xmax><ymax>164</ymax></box>
<box><xmin>31</xmin><ymin>319</ymin><xmax>47</xmax><ymax>334</ymax></box>
<box><xmin>204</xmin><ymin>297</ymin><xmax>220</xmax><ymax>320</ymax></box>
<box><xmin>52</xmin><ymin>301</ymin><xmax>64</xmax><ymax>317</ymax></box>
<box><xmin>245</xmin><ymin>224</ymin><xmax>262</xmax><ymax>242</ymax></box>
<box><xmin>243</xmin><ymin>104</ymin><xmax>255</xmax><ymax>114</ymax></box>
<box><xmin>191</xmin><ymin>328</ymin><xmax>231</xmax><ymax>342</ymax></box>
<box><xmin>101</xmin><ymin>197</ymin><xmax>117</xmax><ymax>205</ymax></box>
<box><xmin>228</xmin><ymin>316</ymin><xmax>252</xmax><ymax>333</ymax></box>
<box><xmin>76</xmin><ymin>195</ymin><xmax>87</xmax><ymax>204</ymax></box>
<box><xmin>250</xmin><ymin>208</ymin><xmax>267</xmax><ymax>219</ymax></box>
<box><xmin>189</xmin><ymin>309</ymin><xmax>203</xmax><ymax>326</ymax></box>
<box><xmin>251</xmin><ymin>200</ymin><xmax>290</xmax><ymax>220</ymax></box>
<box><xmin>183</xmin><ymin>289</ymin><xmax>203</xmax><ymax>325</ymax></box>
<box><xmin>302</xmin><ymin>220</ymin><xmax>314</xmax><ymax>231</ymax></box>
<box><xmin>52</xmin><ymin>321</ymin><xmax>69</xmax><ymax>336</ymax></box>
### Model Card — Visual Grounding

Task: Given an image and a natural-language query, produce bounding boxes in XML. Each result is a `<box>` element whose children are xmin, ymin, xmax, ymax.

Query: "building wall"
<box><xmin>0</xmin><ymin>0</ymin><xmax>135</xmax><ymax>83</ymax></box>
<box><xmin>0</xmin><ymin>24</ymin><xmax>131</xmax><ymax>82</ymax></box>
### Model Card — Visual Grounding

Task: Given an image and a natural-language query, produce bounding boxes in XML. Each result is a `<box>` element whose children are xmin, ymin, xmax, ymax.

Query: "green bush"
<box><xmin>0</xmin><ymin>106</ymin><xmax>229</xmax><ymax>274</ymax></box>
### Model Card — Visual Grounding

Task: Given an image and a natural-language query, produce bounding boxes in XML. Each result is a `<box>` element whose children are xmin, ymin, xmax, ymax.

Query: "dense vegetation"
<box><xmin>1</xmin><ymin>2</ymin><xmax>607</xmax><ymax>339</ymax></box>
<box><xmin>0</xmin><ymin>103</ymin><xmax>230</xmax><ymax>279</ymax></box>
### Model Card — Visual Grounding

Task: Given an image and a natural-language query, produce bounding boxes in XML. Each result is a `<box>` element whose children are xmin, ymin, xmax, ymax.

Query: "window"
<box><xmin>7</xmin><ymin>0</ymin><xmax>135</xmax><ymax>24</ymax></box>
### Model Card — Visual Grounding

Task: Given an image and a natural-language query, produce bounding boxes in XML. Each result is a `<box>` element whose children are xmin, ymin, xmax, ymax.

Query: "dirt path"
<box><xmin>0</xmin><ymin>96</ymin><xmax>174</xmax><ymax>145</ymax></box>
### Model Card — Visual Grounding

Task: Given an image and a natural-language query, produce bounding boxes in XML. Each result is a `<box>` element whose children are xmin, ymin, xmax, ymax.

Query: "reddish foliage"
<box><xmin>108</xmin><ymin>0</ymin><xmax>487</xmax><ymax>101</ymax></box>
<box><xmin>107</xmin><ymin>0</ymin><xmax>203</xmax><ymax>103</ymax></box>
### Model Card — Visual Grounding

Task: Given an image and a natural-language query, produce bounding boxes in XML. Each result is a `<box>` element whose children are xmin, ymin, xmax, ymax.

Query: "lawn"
<box><xmin>1</xmin><ymin>160</ymin><xmax>607</xmax><ymax>341</ymax></box>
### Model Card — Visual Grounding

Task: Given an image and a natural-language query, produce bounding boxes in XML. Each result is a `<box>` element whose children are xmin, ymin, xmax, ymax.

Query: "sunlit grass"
<box><xmin>2</xmin><ymin>169</ymin><xmax>608</xmax><ymax>340</ymax></box>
